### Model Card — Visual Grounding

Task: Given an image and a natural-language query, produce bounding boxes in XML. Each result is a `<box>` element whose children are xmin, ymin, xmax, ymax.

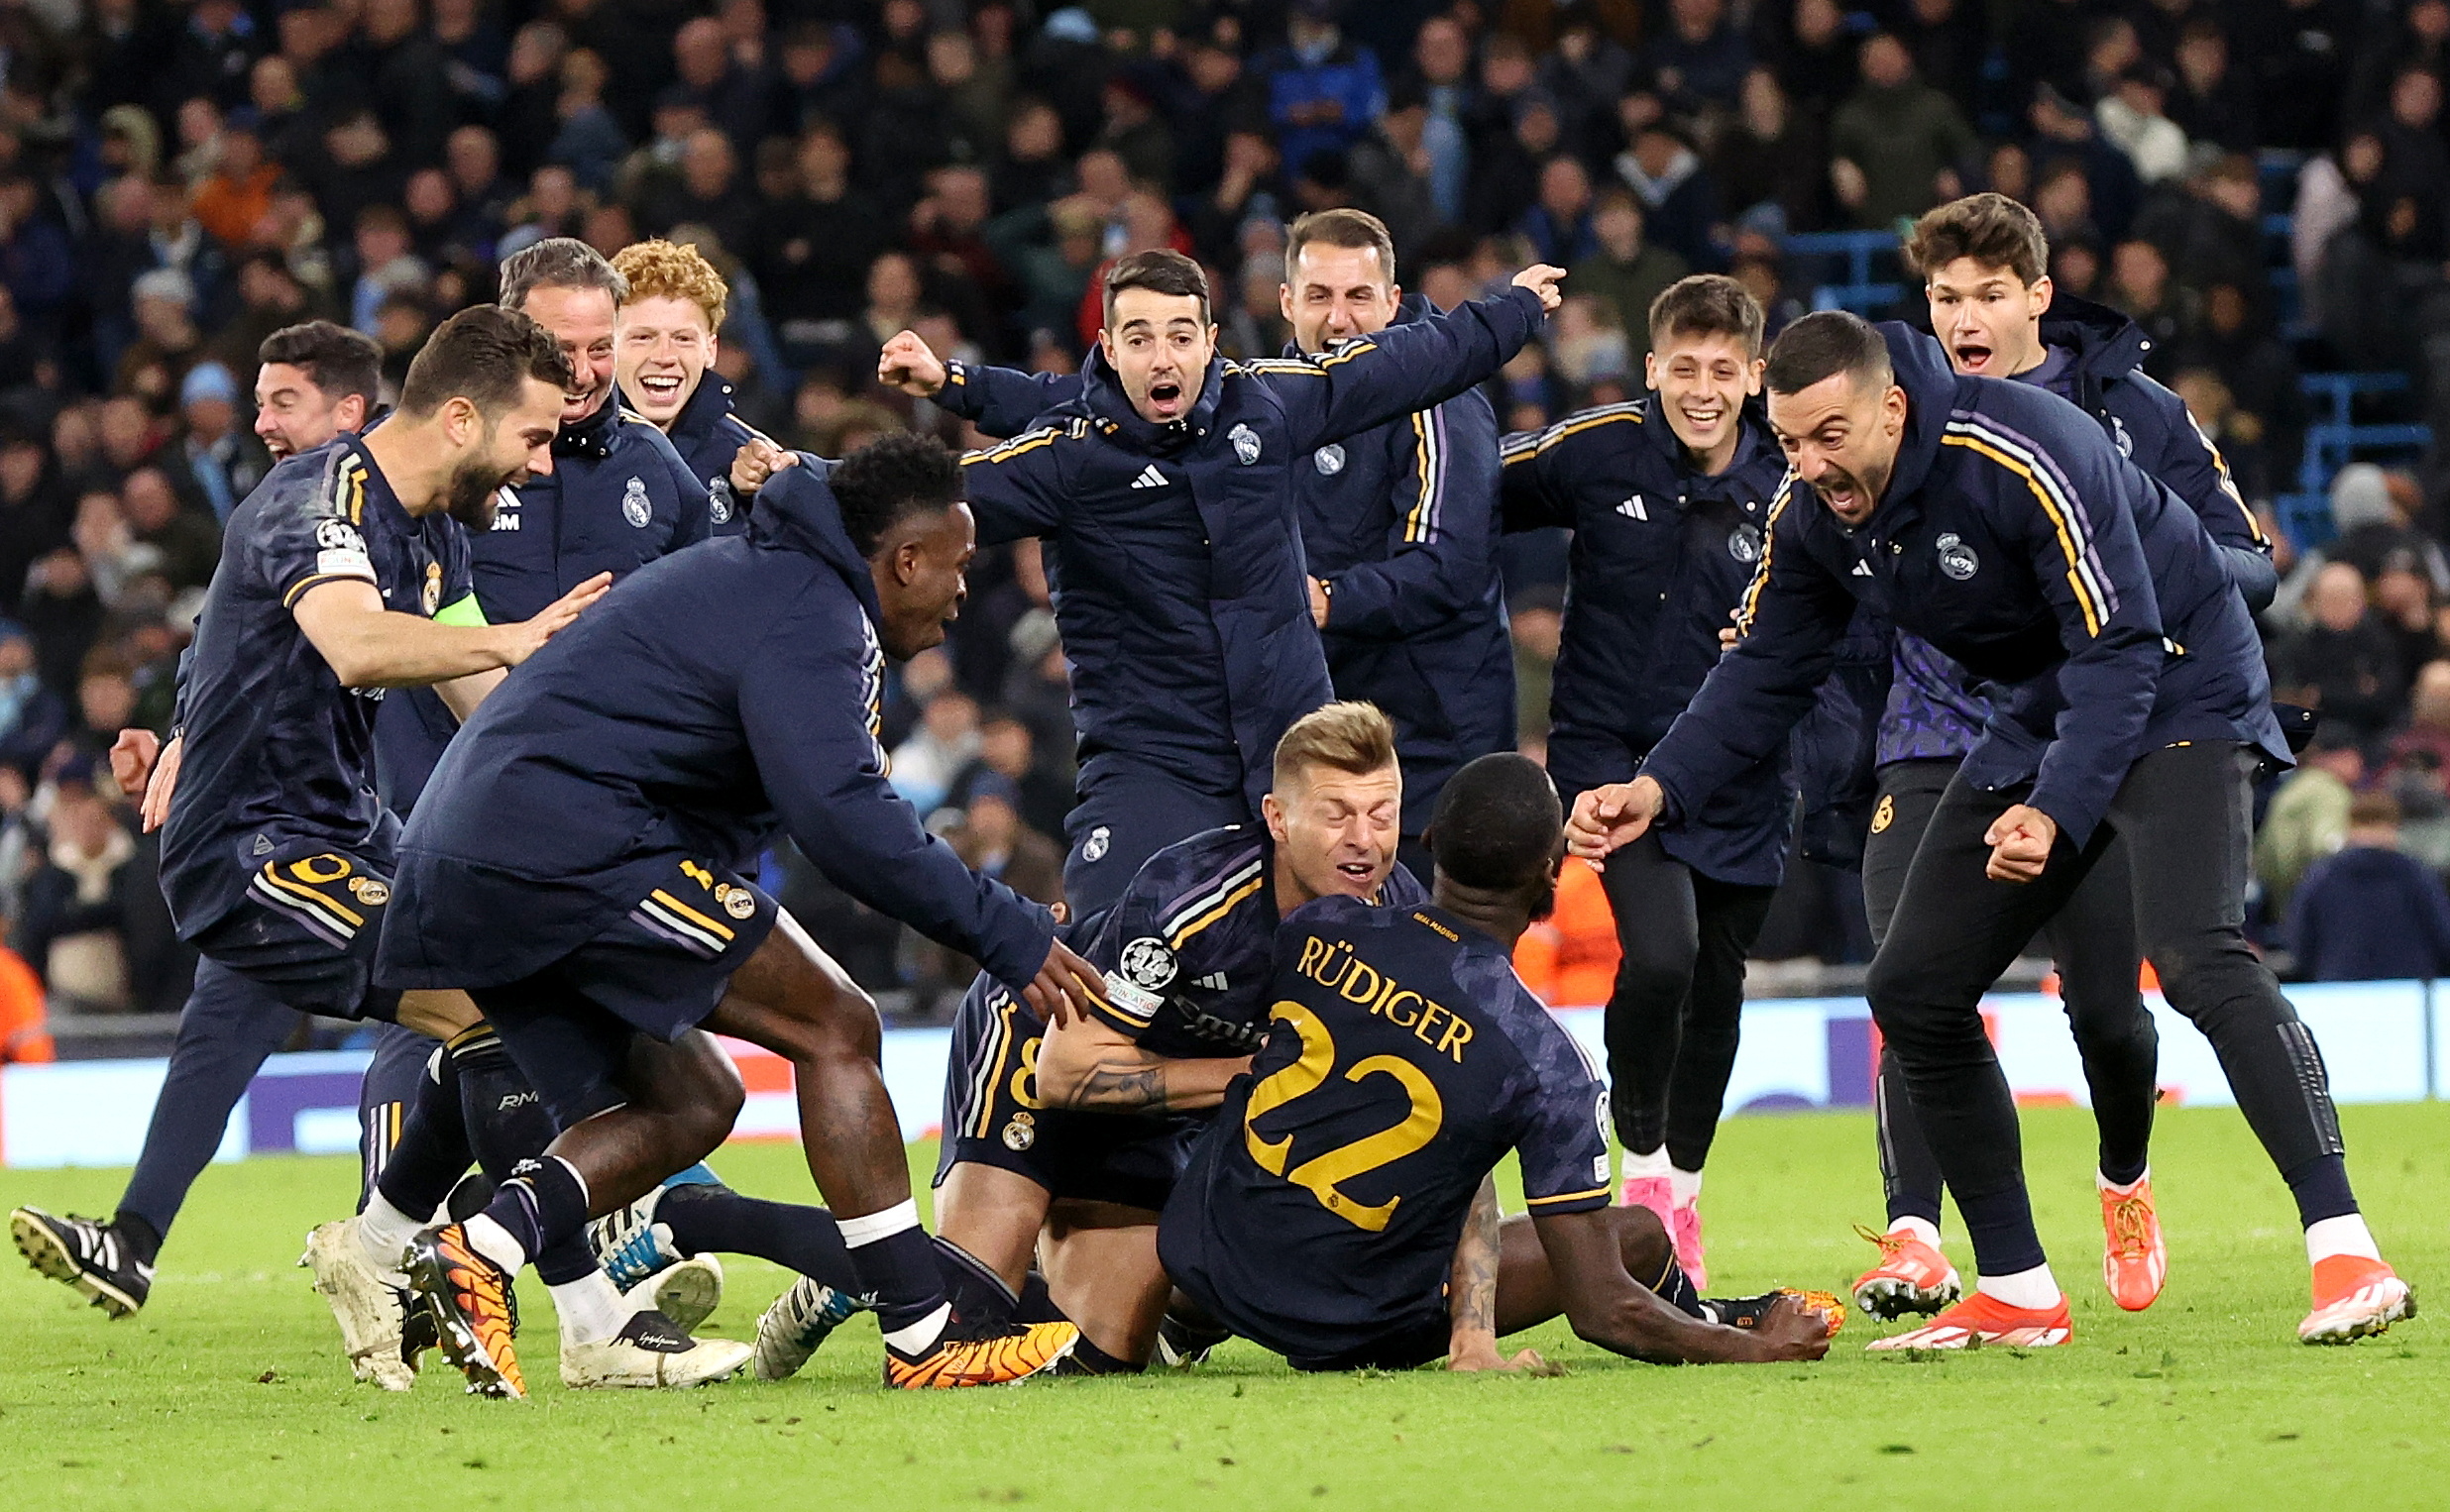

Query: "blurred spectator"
<box><xmin>1260</xmin><ymin>0</ymin><xmax>1382</xmax><ymax>180</ymax></box>
<box><xmin>1519</xmin><ymin>156</ymin><xmax>1597</xmax><ymax>267</ymax></box>
<box><xmin>1715</xmin><ymin>68</ymin><xmax>1825</xmax><ymax>238</ymax></box>
<box><xmin>2271</xmin><ymin>561</ymin><xmax>2406</xmax><ymax>747</ymax></box>
<box><xmin>2170</xmin><ymin>18</ymin><xmax>2258</xmax><ymax>153</ymax></box>
<box><xmin>1636</xmin><ymin>0</ymin><xmax>1751</xmax><ymax>116</ymax></box>
<box><xmin>1508</xmin><ymin>590</ymin><xmax>1563</xmax><ymax>748</ymax></box>
<box><xmin>960</xmin><ymin>711</ymin><xmax>1073</xmax><ymax>845</ymax></box>
<box><xmin>0</xmin><ymin>941</ymin><xmax>49</xmax><ymax>1061</ymax></box>
<box><xmin>942</xmin><ymin>774</ymin><xmax>1061</xmax><ymax>908</ymax></box>
<box><xmin>2287</xmin><ymin>790</ymin><xmax>2450</xmax><ymax>980</ymax></box>
<box><xmin>15</xmin><ymin>759</ymin><xmax>138</xmax><ymax>1011</ymax></box>
<box><xmin>1828</xmin><ymin>33</ymin><xmax>1975</xmax><ymax>230</ymax></box>
<box><xmin>0</xmin><ymin>625</ymin><xmax>64</xmax><ymax>783</ymax></box>
<box><xmin>2095</xmin><ymin>65</ymin><xmax>2189</xmax><ymax>184</ymax></box>
<box><xmin>2391</xmin><ymin>660</ymin><xmax>2450</xmax><ymax>774</ymax></box>
<box><xmin>1570</xmin><ymin>189</ymin><xmax>1688</xmax><ymax>363</ymax></box>
<box><xmin>889</xmin><ymin>689</ymin><xmax>980</xmax><ymax>818</ymax></box>
<box><xmin>2257</xmin><ymin>733</ymin><xmax>2363</xmax><ymax>915</ymax></box>
<box><xmin>1612</xmin><ymin>125</ymin><xmax>1719</xmax><ymax>268</ymax></box>
<box><xmin>174</xmin><ymin>362</ymin><xmax>265</xmax><ymax>521</ymax></box>
<box><xmin>120</xmin><ymin>468</ymin><xmax>220</xmax><ymax>592</ymax></box>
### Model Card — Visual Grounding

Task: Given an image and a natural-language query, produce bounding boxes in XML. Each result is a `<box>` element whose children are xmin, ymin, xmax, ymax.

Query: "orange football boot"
<box><xmin>404</xmin><ymin>1223</ymin><xmax>525</xmax><ymax>1399</ymax></box>
<box><xmin>2298</xmin><ymin>1254</ymin><xmax>2415</xmax><ymax>1345</ymax></box>
<box><xmin>1864</xmin><ymin>1289</ymin><xmax>2072</xmax><ymax>1350</ymax></box>
<box><xmin>885</xmin><ymin>1318</ymin><xmax>1079</xmax><ymax>1388</ymax></box>
<box><xmin>1850</xmin><ymin>1224</ymin><xmax>1963</xmax><ymax>1320</ymax></box>
<box><xmin>2100</xmin><ymin>1176</ymin><xmax>2167</xmax><ymax>1312</ymax></box>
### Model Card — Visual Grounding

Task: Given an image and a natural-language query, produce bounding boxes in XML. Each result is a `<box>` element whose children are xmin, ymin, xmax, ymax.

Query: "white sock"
<box><xmin>2305</xmin><ymin>1213</ymin><xmax>2381</xmax><ymax>1265</ymax></box>
<box><xmin>1619</xmin><ymin>1146</ymin><xmax>1672</xmax><ymax>1183</ymax></box>
<box><xmin>355</xmin><ymin>1193</ymin><xmax>421</xmax><ymax>1269</ymax></box>
<box><xmin>1669</xmin><ymin>1165</ymin><xmax>1703</xmax><ymax>1207</ymax></box>
<box><xmin>1975</xmin><ymin>1263</ymin><xmax>2060</xmax><ymax>1310</ymax></box>
<box><xmin>2097</xmin><ymin>1166</ymin><xmax>2149</xmax><ymax>1196</ymax></box>
<box><xmin>1886</xmin><ymin>1215</ymin><xmax>1943</xmax><ymax>1248</ymax></box>
<box><xmin>551</xmin><ymin>1269</ymin><xmax>629</xmax><ymax>1346</ymax></box>
<box><xmin>835</xmin><ymin>1197</ymin><xmax>920</xmax><ymax>1247</ymax></box>
<box><xmin>463</xmin><ymin>1213</ymin><xmax>530</xmax><ymax>1275</ymax></box>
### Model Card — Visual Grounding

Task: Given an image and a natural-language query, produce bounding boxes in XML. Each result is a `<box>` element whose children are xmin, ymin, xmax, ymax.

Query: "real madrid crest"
<box><xmin>1313</xmin><ymin>443</ymin><xmax>1345</xmax><ymax>476</ymax></box>
<box><xmin>1229</xmin><ymin>423</ymin><xmax>1261</xmax><ymax>466</ymax></box>
<box><xmin>1727</xmin><ymin>523</ymin><xmax>1763</xmax><ymax>564</ymax></box>
<box><xmin>1935</xmin><ymin>532</ymin><xmax>1979</xmax><ymax>582</ymax></box>
<box><xmin>1082</xmin><ymin>825</ymin><xmax>1111</xmax><ymax>862</ymax></box>
<box><xmin>2111</xmin><ymin>415</ymin><xmax>2134</xmax><ymax>457</ymax></box>
<box><xmin>708</xmin><ymin>474</ymin><xmax>733</xmax><ymax>525</ymax></box>
<box><xmin>713</xmin><ymin>882</ymin><xmax>757</xmax><ymax>919</ymax></box>
<box><xmin>348</xmin><ymin>876</ymin><xmax>390</xmax><ymax>906</ymax></box>
<box><xmin>621</xmin><ymin>476</ymin><xmax>652</xmax><ymax>528</ymax></box>
<box><xmin>1002</xmin><ymin>1112</ymin><xmax>1037</xmax><ymax>1151</ymax></box>
<box><xmin>1870</xmin><ymin>794</ymin><xmax>1895</xmax><ymax>833</ymax></box>
<box><xmin>421</xmin><ymin>561</ymin><xmax>442</xmax><ymax>616</ymax></box>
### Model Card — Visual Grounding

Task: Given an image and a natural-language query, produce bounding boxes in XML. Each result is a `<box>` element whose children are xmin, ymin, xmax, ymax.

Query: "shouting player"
<box><xmin>880</xmin><ymin>250</ymin><xmax>1562</xmax><ymax>914</ymax></box>
<box><xmin>1848</xmin><ymin>193</ymin><xmax>2279</xmax><ymax>1320</ymax></box>
<box><xmin>1570</xmin><ymin>312</ymin><xmax>2410</xmax><ymax>1349</ymax></box>
<box><xmin>1495</xmin><ymin>274</ymin><xmax>1793</xmax><ymax>1286</ymax></box>
<box><xmin>372</xmin><ymin>435</ymin><xmax>1099</xmax><ymax>1396</ymax></box>
<box><xmin>1160</xmin><ymin>753</ymin><xmax>1837</xmax><ymax>1370</ymax></box>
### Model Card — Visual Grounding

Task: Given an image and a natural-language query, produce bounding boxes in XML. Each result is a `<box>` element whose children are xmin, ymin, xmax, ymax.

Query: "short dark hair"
<box><xmin>1284</xmin><ymin>207</ymin><xmax>1396</xmax><ymax>286</ymax></box>
<box><xmin>258</xmin><ymin>320</ymin><xmax>383</xmax><ymax>411</ymax></box>
<box><xmin>1763</xmin><ymin>310</ymin><xmax>1893</xmax><ymax>397</ymax></box>
<box><xmin>1648</xmin><ymin>273</ymin><xmax>1766</xmax><ymax>356</ymax></box>
<box><xmin>498</xmin><ymin>235</ymin><xmax>628</xmax><ymax>311</ymax></box>
<box><xmin>1427</xmin><ymin>753</ymin><xmax>1562</xmax><ymax>893</ymax></box>
<box><xmin>396</xmin><ymin>305</ymin><xmax>572</xmax><ymax>421</ymax></box>
<box><xmin>1102</xmin><ymin>249</ymin><xmax>1210</xmax><ymax>327</ymax></box>
<box><xmin>1904</xmin><ymin>192</ymin><xmax>2049</xmax><ymax>287</ymax></box>
<box><xmin>832</xmin><ymin>431</ymin><xmax>964</xmax><ymax>557</ymax></box>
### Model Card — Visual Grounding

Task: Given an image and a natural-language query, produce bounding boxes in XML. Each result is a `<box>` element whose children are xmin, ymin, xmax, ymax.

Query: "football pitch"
<box><xmin>5</xmin><ymin>1102</ymin><xmax>2447</xmax><ymax>1510</ymax></box>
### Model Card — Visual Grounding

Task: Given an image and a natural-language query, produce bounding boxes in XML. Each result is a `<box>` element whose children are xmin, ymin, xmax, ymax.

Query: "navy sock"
<box><xmin>449</xmin><ymin>1025</ymin><xmax>559</xmax><ymax>1184</ymax></box>
<box><xmin>373</xmin><ymin>1042</ymin><xmax>473</xmax><ymax>1223</ymax></box>
<box><xmin>111</xmin><ymin>1211</ymin><xmax>164</xmax><ymax>1267</ymax></box>
<box><xmin>2284</xmin><ymin>1152</ymin><xmax>2359</xmax><ymax>1228</ymax></box>
<box><xmin>357</xmin><ymin>1026</ymin><xmax>438</xmax><ymax>1211</ymax></box>
<box><xmin>535</xmin><ymin>1233</ymin><xmax>600</xmax><ymax>1286</ymax></box>
<box><xmin>658</xmin><ymin>1185</ymin><xmax>861</xmax><ymax>1292</ymax></box>
<box><xmin>929</xmin><ymin>1234</ymin><xmax>1020</xmax><ymax>1327</ymax></box>
<box><xmin>1954</xmin><ymin>1185</ymin><xmax>2049</xmax><ymax>1277</ymax></box>
<box><xmin>1069</xmin><ymin>1336</ymin><xmax>1142</xmax><ymax>1374</ymax></box>
<box><xmin>838</xmin><ymin>1205</ymin><xmax>949</xmax><ymax>1345</ymax></box>
<box><xmin>1647</xmin><ymin>1255</ymin><xmax>1703</xmax><ymax>1318</ymax></box>
<box><xmin>477</xmin><ymin>1156</ymin><xmax>590</xmax><ymax>1270</ymax></box>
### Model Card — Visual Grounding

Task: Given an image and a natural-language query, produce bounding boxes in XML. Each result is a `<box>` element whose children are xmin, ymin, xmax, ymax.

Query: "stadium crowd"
<box><xmin>8</xmin><ymin>0</ymin><xmax>2450</xmax><ymax>1048</ymax></box>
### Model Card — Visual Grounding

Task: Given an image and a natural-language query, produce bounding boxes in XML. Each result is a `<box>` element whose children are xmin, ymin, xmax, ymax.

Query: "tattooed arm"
<box><xmin>1035</xmin><ymin>1010</ymin><xmax>1250</xmax><ymax>1114</ymax></box>
<box><xmin>1447</xmin><ymin>1178</ymin><xmax>1510</xmax><ymax>1370</ymax></box>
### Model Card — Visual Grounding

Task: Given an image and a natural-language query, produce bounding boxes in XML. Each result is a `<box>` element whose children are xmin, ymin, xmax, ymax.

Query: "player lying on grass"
<box><xmin>364</xmin><ymin>434</ymin><xmax>1098</xmax><ymax>1397</ymax></box>
<box><xmin>1159</xmin><ymin>753</ymin><xmax>1838</xmax><ymax>1370</ymax></box>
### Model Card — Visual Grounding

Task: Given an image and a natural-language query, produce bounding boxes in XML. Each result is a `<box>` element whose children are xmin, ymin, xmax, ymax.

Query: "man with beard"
<box><xmin>11</xmin><ymin>308</ymin><xmax>612</xmax><ymax>1331</ymax></box>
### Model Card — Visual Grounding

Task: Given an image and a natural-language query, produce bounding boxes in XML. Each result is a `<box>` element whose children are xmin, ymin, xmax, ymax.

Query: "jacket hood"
<box><xmin>747</xmin><ymin>456</ymin><xmax>882</xmax><ymax>625</ymax></box>
<box><xmin>666</xmin><ymin>374</ymin><xmax>738</xmax><ymax>443</ymax></box>
<box><xmin>1876</xmin><ymin>321</ymin><xmax>1959</xmax><ymax>506</ymax></box>
<box><xmin>2037</xmin><ymin>291</ymin><xmax>2154</xmax><ymax>385</ymax></box>
<box><xmin>1073</xmin><ymin>345</ymin><xmax>1225</xmax><ymax>454</ymax></box>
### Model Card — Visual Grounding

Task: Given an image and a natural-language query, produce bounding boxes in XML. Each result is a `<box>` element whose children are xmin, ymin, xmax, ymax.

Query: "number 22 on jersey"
<box><xmin>1242</xmin><ymin>1001</ymin><xmax>1444</xmax><ymax>1233</ymax></box>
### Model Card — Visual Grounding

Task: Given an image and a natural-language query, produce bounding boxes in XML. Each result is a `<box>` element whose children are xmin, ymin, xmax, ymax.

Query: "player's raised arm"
<box><xmin>880</xmin><ymin>328</ymin><xmax>1082</xmax><ymax>441</ymax></box>
<box><xmin>955</xmin><ymin>423</ymin><xmax>1073</xmax><ymax>547</ymax></box>
<box><xmin>1255</xmin><ymin>267</ymin><xmax>1562</xmax><ymax>454</ymax></box>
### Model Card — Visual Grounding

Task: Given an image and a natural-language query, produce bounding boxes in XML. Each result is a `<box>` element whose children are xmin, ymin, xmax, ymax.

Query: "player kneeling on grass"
<box><xmin>1157</xmin><ymin>753</ymin><xmax>1838</xmax><ymax>1371</ymax></box>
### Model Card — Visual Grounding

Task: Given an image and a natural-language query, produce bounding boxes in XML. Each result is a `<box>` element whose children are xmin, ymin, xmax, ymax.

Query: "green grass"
<box><xmin>4</xmin><ymin>1103</ymin><xmax>2447</xmax><ymax>1509</ymax></box>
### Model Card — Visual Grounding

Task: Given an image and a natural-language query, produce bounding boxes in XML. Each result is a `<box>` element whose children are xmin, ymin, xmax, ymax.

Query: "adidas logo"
<box><xmin>1616</xmin><ymin>494</ymin><xmax>1647</xmax><ymax>520</ymax></box>
<box><xmin>1193</xmin><ymin>972</ymin><xmax>1229</xmax><ymax>991</ymax></box>
<box><xmin>1131</xmin><ymin>464</ymin><xmax>1168</xmax><ymax>489</ymax></box>
<box><xmin>1851</xmin><ymin>560</ymin><xmax>1874</xmax><ymax>577</ymax></box>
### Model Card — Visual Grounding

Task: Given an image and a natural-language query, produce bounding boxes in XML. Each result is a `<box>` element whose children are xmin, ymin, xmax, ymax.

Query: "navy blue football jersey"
<box><xmin>1077</xmin><ymin>824</ymin><xmax>1426</xmax><ymax>1057</ymax></box>
<box><xmin>161</xmin><ymin>438</ymin><xmax>472</xmax><ymax>937</ymax></box>
<box><xmin>1159</xmin><ymin>895</ymin><xmax>1612</xmax><ymax>1362</ymax></box>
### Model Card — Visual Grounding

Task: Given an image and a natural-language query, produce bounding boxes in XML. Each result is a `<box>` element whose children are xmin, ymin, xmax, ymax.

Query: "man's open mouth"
<box><xmin>637</xmin><ymin>373</ymin><xmax>684</xmax><ymax>401</ymax></box>
<box><xmin>1952</xmin><ymin>340</ymin><xmax>1994</xmax><ymax>373</ymax></box>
